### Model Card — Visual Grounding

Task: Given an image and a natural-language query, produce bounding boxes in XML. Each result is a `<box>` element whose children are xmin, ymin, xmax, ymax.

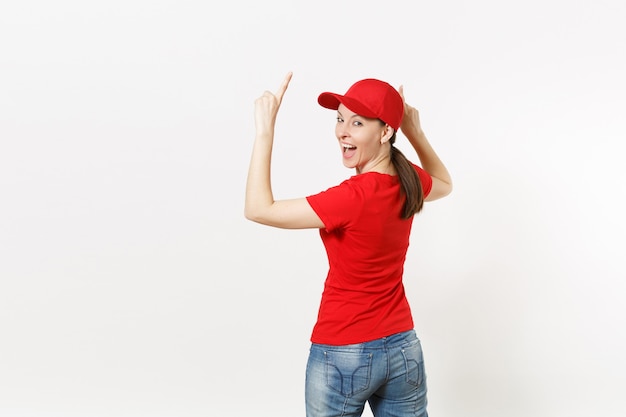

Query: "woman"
<box><xmin>245</xmin><ymin>72</ymin><xmax>452</xmax><ymax>417</ymax></box>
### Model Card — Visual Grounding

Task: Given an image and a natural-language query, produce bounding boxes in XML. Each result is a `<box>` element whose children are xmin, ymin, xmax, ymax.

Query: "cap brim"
<box><xmin>317</xmin><ymin>92</ymin><xmax>378</xmax><ymax>119</ymax></box>
<box><xmin>317</xmin><ymin>92</ymin><xmax>341</xmax><ymax>110</ymax></box>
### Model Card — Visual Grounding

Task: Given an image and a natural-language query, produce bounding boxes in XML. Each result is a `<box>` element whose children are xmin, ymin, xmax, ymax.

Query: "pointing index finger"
<box><xmin>275</xmin><ymin>71</ymin><xmax>293</xmax><ymax>103</ymax></box>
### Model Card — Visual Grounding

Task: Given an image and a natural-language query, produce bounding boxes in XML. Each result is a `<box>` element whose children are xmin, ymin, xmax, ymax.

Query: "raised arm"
<box><xmin>398</xmin><ymin>86</ymin><xmax>453</xmax><ymax>201</ymax></box>
<box><xmin>244</xmin><ymin>73</ymin><xmax>325</xmax><ymax>229</ymax></box>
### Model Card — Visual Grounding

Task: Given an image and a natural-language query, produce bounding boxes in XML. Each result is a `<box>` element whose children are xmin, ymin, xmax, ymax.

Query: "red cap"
<box><xmin>318</xmin><ymin>78</ymin><xmax>404</xmax><ymax>130</ymax></box>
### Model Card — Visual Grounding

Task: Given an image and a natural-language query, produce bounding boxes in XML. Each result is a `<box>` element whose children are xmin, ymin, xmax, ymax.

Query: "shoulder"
<box><xmin>308</xmin><ymin>175</ymin><xmax>366</xmax><ymax>203</ymax></box>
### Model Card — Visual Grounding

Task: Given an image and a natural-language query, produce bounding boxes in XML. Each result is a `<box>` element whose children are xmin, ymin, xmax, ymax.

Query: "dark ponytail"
<box><xmin>389</xmin><ymin>132</ymin><xmax>424</xmax><ymax>219</ymax></box>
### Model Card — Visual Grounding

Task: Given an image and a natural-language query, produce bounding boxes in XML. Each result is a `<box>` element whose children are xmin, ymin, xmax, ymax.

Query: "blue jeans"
<box><xmin>305</xmin><ymin>330</ymin><xmax>428</xmax><ymax>417</ymax></box>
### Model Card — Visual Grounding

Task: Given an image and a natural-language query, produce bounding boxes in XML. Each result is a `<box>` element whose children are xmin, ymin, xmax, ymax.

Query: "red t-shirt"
<box><xmin>306</xmin><ymin>164</ymin><xmax>432</xmax><ymax>345</ymax></box>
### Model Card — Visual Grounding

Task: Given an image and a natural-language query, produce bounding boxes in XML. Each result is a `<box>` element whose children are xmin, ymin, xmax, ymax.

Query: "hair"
<box><xmin>388</xmin><ymin>130</ymin><xmax>424</xmax><ymax>219</ymax></box>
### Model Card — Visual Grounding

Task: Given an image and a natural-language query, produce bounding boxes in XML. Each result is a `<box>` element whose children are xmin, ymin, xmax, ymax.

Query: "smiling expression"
<box><xmin>335</xmin><ymin>104</ymin><xmax>395</xmax><ymax>175</ymax></box>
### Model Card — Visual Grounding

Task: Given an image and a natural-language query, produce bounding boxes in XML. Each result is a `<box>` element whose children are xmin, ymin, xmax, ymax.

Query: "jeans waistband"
<box><xmin>312</xmin><ymin>329</ymin><xmax>417</xmax><ymax>350</ymax></box>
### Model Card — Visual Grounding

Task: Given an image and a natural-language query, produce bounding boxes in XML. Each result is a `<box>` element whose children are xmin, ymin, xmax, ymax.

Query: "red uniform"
<box><xmin>306</xmin><ymin>164</ymin><xmax>432</xmax><ymax>345</ymax></box>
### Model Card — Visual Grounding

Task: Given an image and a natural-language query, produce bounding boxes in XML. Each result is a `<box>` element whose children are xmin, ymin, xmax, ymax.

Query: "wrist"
<box><xmin>255</xmin><ymin>130</ymin><xmax>275</xmax><ymax>141</ymax></box>
<box><xmin>407</xmin><ymin>129</ymin><xmax>426</xmax><ymax>143</ymax></box>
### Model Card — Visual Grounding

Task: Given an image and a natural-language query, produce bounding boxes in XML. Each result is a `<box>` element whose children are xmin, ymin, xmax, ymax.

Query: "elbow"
<box><xmin>244</xmin><ymin>206</ymin><xmax>260</xmax><ymax>223</ymax></box>
<box><xmin>425</xmin><ymin>178</ymin><xmax>453</xmax><ymax>201</ymax></box>
<box><xmin>244</xmin><ymin>198</ymin><xmax>260</xmax><ymax>222</ymax></box>
<box><xmin>244</xmin><ymin>205</ymin><xmax>268</xmax><ymax>225</ymax></box>
<box><xmin>243</xmin><ymin>201</ymin><xmax>254</xmax><ymax>221</ymax></box>
<box><xmin>442</xmin><ymin>180</ymin><xmax>453</xmax><ymax>197</ymax></box>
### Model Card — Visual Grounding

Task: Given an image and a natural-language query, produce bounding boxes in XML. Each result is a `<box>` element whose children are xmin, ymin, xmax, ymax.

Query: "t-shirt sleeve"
<box><xmin>306</xmin><ymin>180</ymin><xmax>363</xmax><ymax>233</ymax></box>
<box><xmin>414</xmin><ymin>164</ymin><xmax>433</xmax><ymax>199</ymax></box>
<box><xmin>307</xmin><ymin>165</ymin><xmax>432</xmax><ymax>231</ymax></box>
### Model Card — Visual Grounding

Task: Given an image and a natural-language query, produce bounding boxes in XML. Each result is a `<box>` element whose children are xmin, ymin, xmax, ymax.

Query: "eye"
<box><xmin>336</xmin><ymin>117</ymin><xmax>344</xmax><ymax>123</ymax></box>
<box><xmin>352</xmin><ymin>120</ymin><xmax>363</xmax><ymax>127</ymax></box>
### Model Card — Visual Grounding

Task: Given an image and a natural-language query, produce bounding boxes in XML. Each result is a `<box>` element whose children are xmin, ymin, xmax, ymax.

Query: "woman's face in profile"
<box><xmin>335</xmin><ymin>104</ymin><xmax>391</xmax><ymax>173</ymax></box>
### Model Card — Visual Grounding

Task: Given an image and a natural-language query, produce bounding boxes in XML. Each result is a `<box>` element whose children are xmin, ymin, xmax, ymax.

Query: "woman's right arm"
<box><xmin>399</xmin><ymin>86</ymin><xmax>453</xmax><ymax>201</ymax></box>
<box><xmin>244</xmin><ymin>73</ymin><xmax>325</xmax><ymax>229</ymax></box>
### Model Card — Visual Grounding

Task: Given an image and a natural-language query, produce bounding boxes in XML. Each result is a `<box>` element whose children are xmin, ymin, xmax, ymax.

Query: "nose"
<box><xmin>336</xmin><ymin>123</ymin><xmax>349</xmax><ymax>139</ymax></box>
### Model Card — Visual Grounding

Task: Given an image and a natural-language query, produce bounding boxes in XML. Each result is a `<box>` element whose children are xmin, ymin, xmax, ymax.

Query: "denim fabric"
<box><xmin>305</xmin><ymin>330</ymin><xmax>428</xmax><ymax>417</ymax></box>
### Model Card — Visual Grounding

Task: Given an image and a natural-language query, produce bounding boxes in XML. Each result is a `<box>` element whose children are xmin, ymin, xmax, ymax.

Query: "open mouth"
<box><xmin>342</xmin><ymin>143</ymin><xmax>356</xmax><ymax>153</ymax></box>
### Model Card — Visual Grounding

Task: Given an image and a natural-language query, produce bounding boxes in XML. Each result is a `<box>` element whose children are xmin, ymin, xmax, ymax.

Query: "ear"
<box><xmin>380</xmin><ymin>124</ymin><xmax>394</xmax><ymax>144</ymax></box>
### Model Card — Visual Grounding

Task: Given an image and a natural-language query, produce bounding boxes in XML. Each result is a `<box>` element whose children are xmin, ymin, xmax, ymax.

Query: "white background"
<box><xmin>1</xmin><ymin>1</ymin><xmax>625</xmax><ymax>416</ymax></box>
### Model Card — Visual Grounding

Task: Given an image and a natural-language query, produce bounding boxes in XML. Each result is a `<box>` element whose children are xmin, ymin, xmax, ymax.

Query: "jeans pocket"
<box><xmin>324</xmin><ymin>350</ymin><xmax>373</xmax><ymax>396</ymax></box>
<box><xmin>400</xmin><ymin>339</ymin><xmax>425</xmax><ymax>387</ymax></box>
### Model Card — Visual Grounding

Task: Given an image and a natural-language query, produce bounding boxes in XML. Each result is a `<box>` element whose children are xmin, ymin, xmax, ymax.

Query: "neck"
<box><xmin>356</xmin><ymin>155</ymin><xmax>396</xmax><ymax>176</ymax></box>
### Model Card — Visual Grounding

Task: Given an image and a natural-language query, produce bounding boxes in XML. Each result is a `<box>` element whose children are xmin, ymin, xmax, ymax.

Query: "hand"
<box><xmin>398</xmin><ymin>85</ymin><xmax>424</xmax><ymax>139</ymax></box>
<box><xmin>255</xmin><ymin>72</ymin><xmax>293</xmax><ymax>135</ymax></box>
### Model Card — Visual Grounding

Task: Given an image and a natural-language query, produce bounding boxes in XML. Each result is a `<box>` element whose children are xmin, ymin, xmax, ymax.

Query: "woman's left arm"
<box><xmin>244</xmin><ymin>73</ymin><xmax>325</xmax><ymax>229</ymax></box>
<box><xmin>398</xmin><ymin>85</ymin><xmax>453</xmax><ymax>201</ymax></box>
